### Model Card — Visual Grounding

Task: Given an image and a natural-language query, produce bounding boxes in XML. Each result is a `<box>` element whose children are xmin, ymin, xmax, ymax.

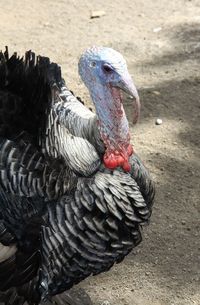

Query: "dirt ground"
<box><xmin>0</xmin><ymin>0</ymin><xmax>200</xmax><ymax>305</ymax></box>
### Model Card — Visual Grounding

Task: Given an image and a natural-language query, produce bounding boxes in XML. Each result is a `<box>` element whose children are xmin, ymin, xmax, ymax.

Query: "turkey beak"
<box><xmin>115</xmin><ymin>74</ymin><xmax>140</xmax><ymax>124</ymax></box>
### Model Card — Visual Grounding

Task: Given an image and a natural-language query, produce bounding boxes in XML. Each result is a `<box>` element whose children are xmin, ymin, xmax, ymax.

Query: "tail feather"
<box><xmin>0</xmin><ymin>47</ymin><xmax>64</xmax><ymax>144</ymax></box>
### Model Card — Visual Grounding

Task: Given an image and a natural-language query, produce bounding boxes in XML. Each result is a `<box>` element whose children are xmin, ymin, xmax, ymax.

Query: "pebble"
<box><xmin>90</xmin><ymin>10</ymin><xmax>106</xmax><ymax>18</ymax></box>
<box><xmin>101</xmin><ymin>301</ymin><xmax>110</xmax><ymax>305</ymax></box>
<box><xmin>155</xmin><ymin>118</ymin><xmax>163</xmax><ymax>125</ymax></box>
<box><xmin>43</xmin><ymin>22</ymin><xmax>50</xmax><ymax>27</ymax></box>
<box><xmin>153</xmin><ymin>27</ymin><xmax>162</xmax><ymax>33</ymax></box>
<box><xmin>152</xmin><ymin>90</ymin><xmax>161</xmax><ymax>95</ymax></box>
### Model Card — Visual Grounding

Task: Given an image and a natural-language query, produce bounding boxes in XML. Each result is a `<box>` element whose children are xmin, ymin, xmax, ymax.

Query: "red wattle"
<box><xmin>122</xmin><ymin>162</ymin><xmax>131</xmax><ymax>172</ymax></box>
<box><xmin>103</xmin><ymin>150</ymin><xmax>132</xmax><ymax>172</ymax></box>
<box><xmin>103</xmin><ymin>155</ymin><xmax>117</xmax><ymax>169</ymax></box>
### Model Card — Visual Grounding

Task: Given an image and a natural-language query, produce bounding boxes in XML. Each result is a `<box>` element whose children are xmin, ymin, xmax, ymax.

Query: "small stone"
<box><xmin>101</xmin><ymin>301</ymin><xmax>110</xmax><ymax>305</ymax></box>
<box><xmin>155</xmin><ymin>118</ymin><xmax>163</xmax><ymax>125</ymax></box>
<box><xmin>181</xmin><ymin>220</ymin><xmax>186</xmax><ymax>225</ymax></box>
<box><xmin>90</xmin><ymin>10</ymin><xmax>106</xmax><ymax>18</ymax></box>
<box><xmin>153</xmin><ymin>27</ymin><xmax>162</xmax><ymax>33</ymax></box>
<box><xmin>152</xmin><ymin>90</ymin><xmax>161</xmax><ymax>95</ymax></box>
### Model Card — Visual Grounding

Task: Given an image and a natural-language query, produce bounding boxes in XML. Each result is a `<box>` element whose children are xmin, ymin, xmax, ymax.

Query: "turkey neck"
<box><xmin>91</xmin><ymin>84</ymin><xmax>130</xmax><ymax>149</ymax></box>
<box><xmin>90</xmin><ymin>83</ymin><xmax>132</xmax><ymax>167</ymax></box>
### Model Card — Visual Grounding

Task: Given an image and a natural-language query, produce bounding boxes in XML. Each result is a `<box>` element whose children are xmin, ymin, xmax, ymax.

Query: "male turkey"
<box><xmin>0</xmin><ymin>46</ymin><xmax>155</xmax><ymax>305</ymax></box>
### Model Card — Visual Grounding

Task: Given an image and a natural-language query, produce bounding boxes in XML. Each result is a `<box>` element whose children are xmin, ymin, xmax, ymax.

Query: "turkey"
<box><xmin>0</xmin><ymin>46</ymin><xmax>155</xmax><ymax>305</ymax></box>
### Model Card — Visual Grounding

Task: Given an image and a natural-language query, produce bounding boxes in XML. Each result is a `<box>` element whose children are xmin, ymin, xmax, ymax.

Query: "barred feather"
<box><xmin>0</xmin><ymin>48</ymin><xmax>155</xmax><ymax>305</ymax></box>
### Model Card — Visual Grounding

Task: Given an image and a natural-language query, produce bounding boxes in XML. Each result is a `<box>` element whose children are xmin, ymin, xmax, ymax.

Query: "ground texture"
<box><xmin>0</xmin><ymin>1</ymin><xmax>200</xmax><ymax>304</ymax></box>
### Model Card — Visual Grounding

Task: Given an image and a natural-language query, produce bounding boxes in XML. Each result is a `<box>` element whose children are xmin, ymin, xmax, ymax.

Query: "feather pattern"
<box><xmin>0</xmin><ymin>48</ymin><xmax>155</xmax><ymax>305</ymax></box>
<box><xmin>39</xmin><ymin>167</ymin><xmax>152</xmax><ymax>297</ymax></box>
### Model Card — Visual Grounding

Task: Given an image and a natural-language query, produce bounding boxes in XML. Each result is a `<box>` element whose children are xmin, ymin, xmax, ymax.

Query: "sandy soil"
<box><xmin>0</xmin><ymin>1</ymin><xmax>200</xmax><ymax>305</ymax></box>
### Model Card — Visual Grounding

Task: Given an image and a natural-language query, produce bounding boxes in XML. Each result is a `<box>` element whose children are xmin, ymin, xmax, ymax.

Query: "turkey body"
<box><xmin>0</xmin><ymin>48</ymin><xmax>155</xmax><ymax>305</ymax></box>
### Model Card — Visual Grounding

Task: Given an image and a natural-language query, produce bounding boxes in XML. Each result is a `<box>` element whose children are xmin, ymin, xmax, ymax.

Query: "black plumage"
<box><xmin>0</xmin><ymin>48</ymin><xmax>155</xmax><ymax>305</ymax></box>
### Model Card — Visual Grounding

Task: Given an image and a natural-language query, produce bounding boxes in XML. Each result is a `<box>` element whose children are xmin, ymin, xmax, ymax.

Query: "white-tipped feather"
<box><xmin>0</xmin><ymin>242</ymin><xmax>17</xmax><ymax>262</ymax></box>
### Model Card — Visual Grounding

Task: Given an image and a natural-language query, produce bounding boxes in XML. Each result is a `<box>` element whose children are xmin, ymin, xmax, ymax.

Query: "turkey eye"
<box><xmin>102</xmin><ymin>64</ymin><xmax>113</xmax><ymax>73</ymax></box>
<box><xmin>90</xmin><ymin>61</ymin><xmax>96</xmax><ymax>68</ymax></box>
